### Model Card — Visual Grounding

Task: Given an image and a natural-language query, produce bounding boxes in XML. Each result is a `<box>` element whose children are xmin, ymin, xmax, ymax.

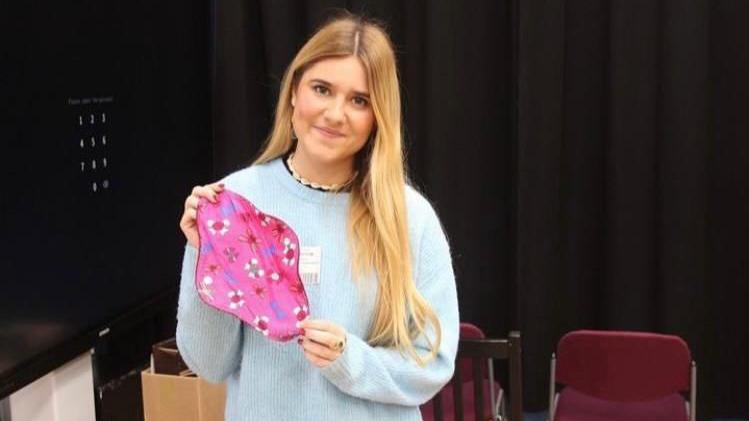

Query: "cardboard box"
<box><xmin>141</xmin><ymin>369</ymin><xmax>226</xmax><ymax>421</ymax></box>
<box><xmin>151</xmin><ymin>338</ymin><xmax>190</xmax><ymax>376</ymax></box>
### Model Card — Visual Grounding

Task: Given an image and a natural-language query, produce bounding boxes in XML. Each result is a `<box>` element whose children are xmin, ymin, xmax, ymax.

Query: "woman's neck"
<box><xmin>289</xmin><ymin>149</ymin><xmax>355</xmax><ymax>187</ymax></box>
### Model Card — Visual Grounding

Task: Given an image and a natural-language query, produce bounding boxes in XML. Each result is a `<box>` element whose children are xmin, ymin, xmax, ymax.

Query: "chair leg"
<box><xmin>509</xmin><ymin>332</ymin><xmax>523</xmax><ymax>421</ymax></box>
<box><xmin>690</xmin><ymin>361</ymin><xmax>697</xmax><ymax>421</ymax></box>
<box><xmin>548</xmin><ymin>355</ymin><xmax>556</xmax><ymax>421</ymax></box>
<box><xmin>489</xmin><ymin>358</ymin><xmax>497</xmax><ymax>419</ymax></box>
<box><xmin>453</xmin><ymin>364</ymin><xmax>464</xmax><ymax>421</ymax></box>
<box><xmin>495</xmin><ymin>388</ymin><xmax>505</xmax><ymax>421</ymax></box>
<box><xmin>472</xmin><ymin>358</ymin><xmax>485</xmax><ymax>421</ymax></box>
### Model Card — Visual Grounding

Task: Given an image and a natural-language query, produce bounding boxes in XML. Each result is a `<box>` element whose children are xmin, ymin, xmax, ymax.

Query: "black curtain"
<box><xmin>518</xmin><ymin>0</ymin><xmax>749</xmax><ymax>418</ymax></box>
<box><xmin>211</xmin><ymin>1</ymin><xmax>749</xmax><ymax>419</ymax></box>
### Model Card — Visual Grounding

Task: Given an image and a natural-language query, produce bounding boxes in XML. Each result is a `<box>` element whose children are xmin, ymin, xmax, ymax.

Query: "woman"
<box><xmin>177</xmin><ymin>13</ymin><xmax>459</xmax><ymax>420</ymax></box>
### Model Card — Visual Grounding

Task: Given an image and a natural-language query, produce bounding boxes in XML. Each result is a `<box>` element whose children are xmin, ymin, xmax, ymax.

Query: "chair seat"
<box><xmin>555</xmin><ymin>387</ymin><xmax>688</xmax><ymax>421</ymax></box>
<box><xmin>420</xmin><ymin>380</ymin><xmax>501</xmax><ymax>421</ymax></box>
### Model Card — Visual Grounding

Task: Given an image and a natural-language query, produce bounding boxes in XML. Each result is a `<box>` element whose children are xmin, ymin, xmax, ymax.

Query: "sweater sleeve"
<box><xmin>319</xmin><ymin>206</ymin><xmax>460</xmax><ymax>406</ymax></box>
<box><xmin>175</xmin><ymin>244</ymin><xmax>243</xmax><ymax>383</ymax></box>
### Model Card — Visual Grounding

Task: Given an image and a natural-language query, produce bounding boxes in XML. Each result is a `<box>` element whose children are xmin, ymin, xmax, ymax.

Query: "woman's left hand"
<box><xmin>297</xmin><ymin>319</ymin><xmax>348</xmax><ymax>368</ymax></box>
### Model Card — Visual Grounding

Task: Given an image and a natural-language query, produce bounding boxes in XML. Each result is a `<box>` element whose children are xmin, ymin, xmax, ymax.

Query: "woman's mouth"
<box><xmin>314</xmin><ymin>126</ymin><xmax>344</xmax><ymax>138</ymax></box>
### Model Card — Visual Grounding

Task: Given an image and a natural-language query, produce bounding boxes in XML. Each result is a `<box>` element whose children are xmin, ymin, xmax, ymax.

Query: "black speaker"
<box><xmin>91</xmin><ymin>291</ymin><xmax>177</xmax><ymax>421</ymax></box>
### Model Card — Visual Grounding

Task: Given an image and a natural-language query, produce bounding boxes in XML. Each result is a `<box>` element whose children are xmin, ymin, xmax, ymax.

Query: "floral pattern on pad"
<box><xmin>195</xmin><ymin>189</ymin><xmax>310</xmax><ymax>342</ymax></box>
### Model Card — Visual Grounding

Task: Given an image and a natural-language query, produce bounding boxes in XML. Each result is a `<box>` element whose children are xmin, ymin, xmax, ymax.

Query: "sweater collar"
<box><xmin>267</xmin><ymin>157</ymin><xmax>351</xmax><ymax>208</ymax></box>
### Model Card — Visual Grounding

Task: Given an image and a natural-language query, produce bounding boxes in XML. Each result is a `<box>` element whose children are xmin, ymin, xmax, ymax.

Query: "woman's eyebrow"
<box><xmin>309</xmin><ymin>78</ymin><xmax>370</xmax><ymax>98</ymax></box>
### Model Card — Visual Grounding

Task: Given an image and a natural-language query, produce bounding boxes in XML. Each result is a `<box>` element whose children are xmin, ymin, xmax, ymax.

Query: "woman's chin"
<box><xmin>304</xmin><ymin>141</ymin><xmax>350</xmax><ymax>163</ymax></box>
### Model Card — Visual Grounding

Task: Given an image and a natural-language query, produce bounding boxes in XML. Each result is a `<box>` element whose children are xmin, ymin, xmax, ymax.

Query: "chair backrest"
<box><xmin>422</xmin><ymin>326</ymin><xmax>523</xmax><ymax>421</ymax></box>
<box><xmin>555</xmin><ymin>330</ymin><xmax>692</xmax><ymax>402</ymax></box>
<box><xmin>457</xmin><ymin>323</ymin><xmax>487</xmax><ymax>383</ymax></box>
<box><xmin>460</xmin><ymin>323</ymin><xmax>486</xmax><ymax>339</ymax></box>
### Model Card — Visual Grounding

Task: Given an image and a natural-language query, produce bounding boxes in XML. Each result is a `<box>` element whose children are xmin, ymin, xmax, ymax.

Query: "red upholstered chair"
<box><xmin>421</xmin><ymin>323</ymin><xmax>523</xmax><ymax>421</ymax></box>
<box><xmin>549</xmin><ymin>330</ymin><xmax>696</xmax><ymax>421</ymax></box>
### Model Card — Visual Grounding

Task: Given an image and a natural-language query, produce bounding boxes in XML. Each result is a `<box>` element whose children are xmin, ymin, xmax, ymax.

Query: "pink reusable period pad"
<box><xmin>194</xmin><ymin>189</ymin><xmax>310</xmax><ymax>342</ymax></box>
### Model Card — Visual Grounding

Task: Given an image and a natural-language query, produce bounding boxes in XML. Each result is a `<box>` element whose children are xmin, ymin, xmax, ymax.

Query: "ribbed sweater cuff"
<box><xmin>319</xmin><ymin>332</ymin><xmax>365</xmax><ymax>388</ymax></box>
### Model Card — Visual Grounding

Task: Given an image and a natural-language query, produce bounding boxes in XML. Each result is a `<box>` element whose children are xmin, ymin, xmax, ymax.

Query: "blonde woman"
<box><xmin>177</xmin><ymin>13</ymin><xmax>459</xmax><ymax>420</ymax></box>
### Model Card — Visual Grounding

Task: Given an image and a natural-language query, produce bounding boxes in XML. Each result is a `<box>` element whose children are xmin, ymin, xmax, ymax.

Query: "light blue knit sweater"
<box><xmin>176</xmin><ymin>158</ymin><xmax>459</xmax><ymax>420</ymax></box>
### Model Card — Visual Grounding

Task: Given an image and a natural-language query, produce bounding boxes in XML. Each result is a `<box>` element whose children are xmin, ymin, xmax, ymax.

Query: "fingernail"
<box><xmin>300</xmin><ymin>328</ymin><xmax>306</xmax><ymax>336</ymax></box>
<box><xmin>219</xmin><ymin>183</ymin><xmax>225</xmax><ymax>188</ymax></box>
<box><xmin>297</xmin><ymin>338</ymin><xmax>303</xmax><ymax>345</ymax></box>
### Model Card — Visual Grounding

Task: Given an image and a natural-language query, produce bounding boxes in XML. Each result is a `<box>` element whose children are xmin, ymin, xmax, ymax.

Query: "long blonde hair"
<box><xmin>254</xmin><ymin>14</ymin><xmax>441</xmax><ymax>365</ymax></box>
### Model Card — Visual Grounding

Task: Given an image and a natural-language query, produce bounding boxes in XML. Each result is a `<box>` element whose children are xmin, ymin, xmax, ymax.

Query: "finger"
<box><xmin>300</xmin><ymin>321</ymin><xmax>342</xmax><ymax>342</ymax></box>
<box><xmin>298</xmin><ymin>319</ymin><xmax>342</xmax><ymax>335</ymax></box>
<box><xmin>184</xmin><ymin>195</ymin><xmax>200</xmax><ymax>210</ymax></box>
<box><xmin>207</xmin><ymin>181</ymin><xmax>225</xmax><ymax>192</ymax></box>
<box><xmin>303</xmin><ymin>349</ymin><xmax>330</xmax><ymax>368</ymax></box>
<box><xmin>301</xmin><ymin>338</ymin><xmax>337</xmax><ymax>361</ymax></box>
<box><xmin>191</xmin><ymin>185</ymin><xmax>218</xmax><ymax>202</ymax></box>
<box><xmin>180</xmin><ymin>208</ymin><xmax>197</xmax><ymax>227</ymax></box>
<box><xmin>303</xmin><ymin>328</ymin><xmax>340</xmax><ymax>350</ymax></box>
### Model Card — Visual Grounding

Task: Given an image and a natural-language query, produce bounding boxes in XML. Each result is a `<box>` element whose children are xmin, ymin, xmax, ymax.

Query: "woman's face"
<box><xmin>291</xmin><ymin>56</ymin><xmax>375</xmax><ymax>168</ymax></box>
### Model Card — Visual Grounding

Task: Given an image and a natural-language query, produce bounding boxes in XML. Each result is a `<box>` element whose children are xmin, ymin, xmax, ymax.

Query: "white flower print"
<box><xmin>244</xmin><ymin>258</ymin><xmax>265</xmax><ymax>278</ymax></box>
<box><xmin>227</xmin><ymin>289</ymin><xmax>245</xmax><ymax>309</ymax></box>
<box><xmin>198</xmin><ymin>275</ymin><xmax>214</xmax><ymax>301</ymax></box>
<box><xmin>253</xmin><ymin>315</ymin><xmax>270</xmax><ymax>336</ymax></box>
<box><xmin>293</xmin><ymin>305</ymin><xmax>309</xmax><ymax>327</ymax></box>
<box><xmin>207</xmin><ymin>219</ymin><xmax>230</xmax><ymax>236</ymax></box>
<box><xmin>282</xmin><ymin>238</ymin><xmax>296</xmax><ymax>266</ymax></box>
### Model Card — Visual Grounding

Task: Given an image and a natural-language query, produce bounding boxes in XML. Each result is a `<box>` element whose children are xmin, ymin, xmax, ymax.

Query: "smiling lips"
<box><xmin>314</xmin><ymin>125</ymin><xmax>344</xmax><ymax>138</ymax></box>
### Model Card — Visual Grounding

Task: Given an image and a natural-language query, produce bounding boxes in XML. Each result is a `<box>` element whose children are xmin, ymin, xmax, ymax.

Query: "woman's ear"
<box><xmin>291</xmin><ymin>91</ymin><xmax>296</xmax><ymax>108</ymax></box>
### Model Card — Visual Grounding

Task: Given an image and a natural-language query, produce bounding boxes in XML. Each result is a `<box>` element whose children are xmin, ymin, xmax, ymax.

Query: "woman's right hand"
<box><xmin>179</xmin><ymin>182</ymin><xmax>225</xmax><ymax>248</ymax></box>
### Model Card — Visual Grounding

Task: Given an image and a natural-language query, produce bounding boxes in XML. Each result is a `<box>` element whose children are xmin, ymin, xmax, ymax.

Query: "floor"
<box><xmin>522</xmin><ymin>411</ymin><xmax>748</xmax><ymax>421</ymax></box>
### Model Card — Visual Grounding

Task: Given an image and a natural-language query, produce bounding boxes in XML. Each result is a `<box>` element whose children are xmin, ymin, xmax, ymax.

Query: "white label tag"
<box><xmin>299</xmin><ymin>246</ymin><xmax>322</xmax><ymax>285</ymax></box>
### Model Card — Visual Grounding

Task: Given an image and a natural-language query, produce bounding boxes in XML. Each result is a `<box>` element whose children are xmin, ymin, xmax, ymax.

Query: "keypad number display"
<box><xmin>71</xmin><ymin>96</ymin><xmax>113</xmax><ymax>194</ymax></box>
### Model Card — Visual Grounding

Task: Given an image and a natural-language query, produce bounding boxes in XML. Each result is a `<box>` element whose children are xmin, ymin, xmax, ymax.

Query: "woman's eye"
<box><xmin>352</xmin><ymin>96</ymin><xmax>369</xmax><ymax>107</ymax></box>
<box><xmin>313</xmin><ymin>85</ymin><xmax>330</xmax><ymax>95</ymax></box>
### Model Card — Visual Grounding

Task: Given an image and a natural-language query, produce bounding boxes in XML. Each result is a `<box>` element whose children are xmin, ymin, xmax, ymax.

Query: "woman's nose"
<box><xmin>323</xmin><ymin>98</ymin><xmax>345</xmax><ymax>124</ymax></box>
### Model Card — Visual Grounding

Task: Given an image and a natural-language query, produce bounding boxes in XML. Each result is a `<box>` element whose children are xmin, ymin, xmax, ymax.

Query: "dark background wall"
<box><xmin>211</xmin><ymin>1</ymin><xmax>749</xmax><ymax>419</ymax></box>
